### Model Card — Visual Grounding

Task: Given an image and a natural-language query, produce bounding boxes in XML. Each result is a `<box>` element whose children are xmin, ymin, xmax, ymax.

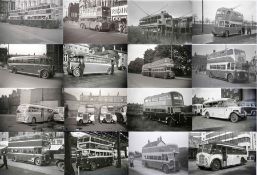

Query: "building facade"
<box><xmin>0</xmin><ymin>89</ymin><xmax>21</xmax><ymax>114</ymax></box>
<box><xmin>201</xmin><ymin>132</ymin><xmax>256</xmax><ymax>157</ymax></box>
<box><xmin>68</xmin><ymin>3</ymin><xmax>79</xmax><ymax>21</ymax></box>
<box><xmin>15</xmin><ymin>0</ymin><xmax>62</xmax><ymax>10</ymax></box>
<box><xmin>46</xmin><ymin>44</ymin><xmax>63</xmax><ymax>73</ymax></box>
<box><xmin>221</xmin><ymin>89</ymin><xmax>256</xmax><ymax>101</ymax></box>
<box><xmin>0</xmin><ymin>0</ymin><xmax>15</xmax><ymax>20</ymax></box>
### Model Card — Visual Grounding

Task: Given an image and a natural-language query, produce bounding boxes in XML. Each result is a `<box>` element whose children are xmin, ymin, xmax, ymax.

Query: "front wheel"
<box><xmin>73</xmin><ymin>68</ymin><xmax>81</xmax><ymax>77</ymax></box>
<box><xmin>57</xmin><ymin>161</ymin><xmax>65</xmax><ymax>171</ymax></box>
<box><xmin>31</xmin><ymin>117</ymin><xmax>36</xmax><ymax>124</ymax></box>
<box><xmin>211</xmin><ymin>159</ymin><xmax>221</xmax><ymax>171</ymax></box>
<box><xmin>230</xmin><ymin>113</ymin><xmax>239</xmax><ymax>123</ymax></box>
<box><xmin>90</xmin><ymin>162</ymin><xmax>97</xmax><ymax>171</ymax></box>
<box><xmin>162</xmin><ymin>165</ymin><xmax>170</xmax><ymax>174</ymax></box>
<box><xmin>205</xmin><ymin>112</ymin><xmax>210</xmax><ymax>119</ymax></box>
<box><xmin>241</xmin><ymin>157</ymin><xmax>247</xmax><ymax>165</ymax></box>
<box><xmin>227</xmin><ymin>74</ymin><xmax>234</xmax><ymax>83</ymax></box>
<box><xmin>41</xmin><ymin>70</ymin><xmax>50</xmax><ymax>79</ymax></box>
<box><xmin>34</xmin><ymin>157</ymin><xmax>42</xmax><ymax>166</ymax></box>
<box><xmin>224</xmin><ymin>30</ymin><xmax>229</xmax><ymax>37</ymax></box>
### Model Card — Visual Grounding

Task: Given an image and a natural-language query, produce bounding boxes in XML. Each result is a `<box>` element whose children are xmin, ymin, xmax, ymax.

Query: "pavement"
<box><xmin>128</xmin><ymin>73</ymin><xmax>192</xmax><ymax>88</ymax></box>
<box><xmin>63</xmin><ymin>69</ymin><xmax>127</xmax><ymax>88</ymax></box>
<box><xmin>0</xmin><ymin>69</ymin><xmax>63</xmax><ymax>88</ymax></box>
<box><xmin>189</xmin><ymin>160</ymin><xmax>256</xmax><ymax>175</ymax></box>
<box><xmin>129</xmin><ymin>159</ymin><xmax>187</xmax><ymax>175</ymax></box>
<box><xmin>192</xmin><ymin>72</ymin><xmax>256</xmax><ymax>88</ymax></box>
<box><xmin>63</xmin><ymin>22</ymin><xmax>127</xmax><ymax>44</ymax></box>
<box><xmin>0</xmin><ymin>22</ymin><xmax>62</xmax><ymax>44</ymax></box>
<box><xmin>0</xmin><ymin>114</ymin><xmax>64</xmax><ymax>132</ymax></box>
<box><xmin>0</xmin><ymin>159</ymin><xmax>62</xmax><ymax>175</ymax></box>
<box><xmin>65</xmin><ymin>117</ymin><xmax>127</xmax><ymax>131</ymax></box>
<box><xmin>192</xmin><ymin>115</ymin><xmax>256</xmax><ymax>131</ymax></box>
<box><xmin>192</xmin><ymin>31</ymin><xmax>257</xmax><ymax>44</ymax></box>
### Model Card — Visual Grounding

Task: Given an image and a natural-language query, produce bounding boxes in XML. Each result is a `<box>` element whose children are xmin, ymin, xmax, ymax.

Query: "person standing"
<box><xmin>80</xmin><ymin>60</ymin><xmax>85</xmax><ymax>77</ymax></box>
<box><xmin>111</xmin><ymin>59</ymin><xmax>115</xmax><ymax>75</ymax></box>
<box><xmin>0</xmin><ymin>151</ymin><xmax>8</xmax><ymax>169</ymax></box>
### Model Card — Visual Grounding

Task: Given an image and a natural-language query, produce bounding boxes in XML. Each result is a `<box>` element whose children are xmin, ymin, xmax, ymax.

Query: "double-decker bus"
<box><xmin>139</xmin><ymin>11</ymin><xmax>173</xmax><ymax>34</ymax></box>
<box><xmin>8</xmin><ymin>133</ymin><xmax>52</xmax><ymax>166</ymax></box>
<box><xmin>76</xmin><ymin>105</ymin><xmax>95</xmax><ymax>125</ymax></box>
<box><xmin>79</xmin><ymin>6</ymin><xmax>111</xmax><ymax>31</ymax></box>
<box><xmin>197</xmin><ymin>142</ymin><xmax>247</xmax><ymax>171</ymax></box>
<box><xmin>7</xmin><ymin>55</ymin><xmax>55</xmax><ymax>79</ymax></box>
<box><xmin>76</xmin><ymin>134</ymin><xmax>114</xmax><ymax>170</ymax></box>
<box><xmin>143</xmin><ymin>91</ymin><xmax>186</xmax><ymax>126</ymax></box>
<box><xmin>24</xmin><ymin>4</ymin><xmax>61</xmax><ymax>20</ymax></box>
<box><xmin>212</xmin><ymin>7</ymin><xmax>244</xmax><ymax>37</ymax></box>
<box><xmin>16</xmin><ymin>104</ymin><xmax>55</xmax><ymax>124</ymax></box>
<box><xmin>206</xmin><ymin>48</ymin><xmax>249</xmax><ymax>83</ymax></box>
<box><xmin>66</xmin><ymin>55</ymin><xmax>112</xmax><ymax>77</ymax></box>
<box><xmin>142</xmin><ymin>141</ymin><xmax>180</xmax><ymax>173</ymax></box>
<box><xmin>142</xmin><ymin>58</ymin><xmax>175</xmax><ymax>79</ymax></box>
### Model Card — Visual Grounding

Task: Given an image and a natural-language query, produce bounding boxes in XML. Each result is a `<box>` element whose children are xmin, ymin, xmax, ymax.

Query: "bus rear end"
<box><xmin>16</xmin><ymin>105</ymin><xmax>31</xmax><ymax>123</ymax></box>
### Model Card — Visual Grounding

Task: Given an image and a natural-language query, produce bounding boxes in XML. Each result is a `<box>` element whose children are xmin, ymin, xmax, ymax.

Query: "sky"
<box><xmin>127</xmin><ymin>88</ymin><xmax>192</xmax><ymax>105</ymax></box>
<box><xmin>64</xmin><ymin>88</ymin><xmax>127</xmax><ymax>100</ymax></box>
<box><xmin>192</xmin><ymin>88</ymin><xmax>221</xmax><ymax>100</ymax></box>
<box><xmin>128</xmin><ymin>44</ymin><xmax>157</xmax><ymax>63</ymax></box>
<box><xmin>192</xmin><ymin>0</ymin><xmax>256</xmax><ymax>21</ymax></box>
<box><xmin>0</xmin><ymin>88</ymin><xmax>18</xmax><ymax>97</ymax></box>
<box><xmin>192</xmin><ymin>44</ymin><xmax>257</xmax><ymax>61</ymax></box>
<box><xmin>128</xmin><ymin>0</ymin><xmax>192</xmax><ymax>26</ymax></box>
<box><xmin>129</xmin><ymin>132</ymin><xmax>188</xmax><ymax>153</ymax></box>
<box><xmin>63</xmin><ymin>0</ymin><xmax>79</xmax><ymax>17</ymax></box>
<box><xmin>0</xmin><ymin>44</ymin><xmax>46</xmax><ymax>55</ymax></box>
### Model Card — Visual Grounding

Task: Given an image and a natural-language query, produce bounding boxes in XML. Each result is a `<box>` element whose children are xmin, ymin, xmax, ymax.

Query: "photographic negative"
<box><xmin>0</xmin><ymin>44</ymin><xmax>63</xmax><ymax>88</ymax></box>
<box><xmin>66</xmin><ymin>131</ymin><xmax>128</xmax><ymax>174</ymax></box>
<box><xmin>63</xmin><ymin>44</ymin><xmax>127</xmax><ymax>88</ymax></box>
<box><xmin>0</xmin><ymin>0</ymin><xmax>63</xmax><ymax>43</ymax></box>
<box><xmin>192</xmin><ymin>44</ymin><xmax>257</xmax><ymax>88</ymax></box>
<box><xmin>127</xmin><ymin>88</ymin><xmax>192</xmax><ymax>131</ymax></box>
<box><xmin>128</xmin><ymin>0</ymin><xmax>192</xmax><ymax>44</ymax></box>
<box><xmin>189</xmin><ymin>132</ymin><xmax>256</xmax><ymax>175</ymax></box>
<box><xmin>192</xmin><ymin>0</ymin><xmax>257</xmax><ymax>44</ymax></box>
<box><xmin>0</xmin><ymin>132</ymin><xmax>64</xmax><ymax>174</ymax></box>
<box><xmin>63</xmin><ymin>0</ymin><xmax>127</xmax><ymax>44</ymax></box>
<box><xmin>128</xmin><ymin>45</ymin><xmax>192</xmax><ymax>88</ymax></box>
<box><xmin>64</xmin><ymin>88</ymin><xmax>127</xmax><ymax>131</ymax></box>
<box><xmin>0</xmin><ymin>88</ymin><xmax>64</xmax><ymax>131</ymax></box>
<box><xmin>192</xmin><ymin>88</ymin><xmax>256</xmax><ymax>131</ymax></box>
<box><xmin>129</xmin><ymin>132</ymin><xmax>188</xmax><ymax>175</ymax></box>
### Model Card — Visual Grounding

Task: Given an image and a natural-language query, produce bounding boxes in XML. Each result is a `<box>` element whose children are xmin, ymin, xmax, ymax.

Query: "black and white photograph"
<box><xmin>0</xmin><ymin>132</ymin><xmax>64</xmax><ymax>175</ymax></box>
<box><xmin>192</xmin><ymin>0</ymin><xmax>257</xmax><ymax>44</ymax></box>
<box><xmin>0</xmin><ymin>0</ymin><xmax>63</xmax><ymax>43</ymax></box>
<box><xmin>128</xmin><ymin>0</ymin><xmax>192</xmax><ymax>44</ymax></box>
<box><xmin>129</xmin><ymin>132</ymin><xmax>188</xmax><ymax>175</ymax></box>
<box><xmin>189</xmin><ymin>132</ymin><xmax>256</xmax><ymax>175</ymax></box>
<box><xmin>63</xmin><ymin>44</ymin><xmax>127</xmax><ymax>88</ymax></box>
<box><xmin>63</xmin><ymin>0</ymin><xmax>127</xmax><ymax>44</ymax></box>
<box><xmin>192</xmin><ymin>44</ymin><xmax>257</xmax><ymax>88</ymax></box>
<box><xmin>0</xmin><ymin>44</ymin><xmax>63</xmax><ymax>88</ymax></box>
<box><xmin>64</xmin><ymin>88</ymin><xmax>127</xmax><ymax>131</ymax></box>
<box><xmin>65</xmin><ymin>131</ymin><xmax>128</xmax><ymax>175</ymax></box>
<box><xmin>127</xmin><ymin>88</ymin><xmax>192</xmax><ymax>131</ymax></box>
<box><xmin>127</xmin><ymin>44</ymin><xmax>192</xmax><ymax>88</ymax></box>
<box><xmin>192</xmin><ymin>88</ymin><xmax>256</xmax><ymax>131</ymax></box>
<box><xmin>0</xmin><ymin>88</ymin><xmax>64</xmax><ymax>131</ymax></box>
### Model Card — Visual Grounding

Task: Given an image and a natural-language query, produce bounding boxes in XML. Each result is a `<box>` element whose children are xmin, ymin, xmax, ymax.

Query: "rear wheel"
<box><xmin>107</xmin><ymin>68</ymin><xmax>111</xmax><ymax>75</ymax></box>
<box><xmin>224</xmin><ymin>30</ymin><xmax>229</xmax><ymax>37</ymax></box>
<box><xmin>78</xmin><ymin>119</ymin><xmax>83</xmax><ymax>125</ymax></box>
<box><xmin>162</xmin><ymin>165</ymin><xmax>170</xmax><ymax>174</ymax></box>
<box><xmin>205</xmin><ymin>112</ymin><xmax>210</xmax><ymax>119</ymax></box>
<box><xmin>241</xmin><ymin>157</ymin><xmax>246</xmax><ymax>165</ymax></box>
<box><xmin>211</xmin><ymin>159</ymin><xmax>221</xmax><ymax>171</ymax></box>
<box><xmin>12</xmin><ymin>156</ymin><xmax>17</xmax><ymax>162</ymax></box>
<box><xmin>31</xmin><ymin>117</ymin><xmax>36</xmax><ymax>124</ymax></box>
<box><xmin>12</xmin><ymin>68</ymin><xmax>17</xmax><ymax>74</ymax></box>
<box><xmin>230</xmin><ymin>113</ymin><xmax>239</xmax><ymax>123</ymax></box>
<box><xmin>73</xmin><ymin>68</ymin><xmax>81</xmax><ymax>77</ymax></box>
<box><xmin>227</xmin><ymin>74</ymin><xmax>234</xmax><ymax>83</ymax></box>
<box><xmin>41</xmin><ymin>70</ymin><xmax>50</xmax><ymax>79</ymax></box>
<box><xmin>57</xmin><ymin>161</ymin><xmax>65</xmax><ymax>171</ymax></box>
<box><xmin>34</xmin><ymin>157</ymin><xmax>42</xmax><ymax>166</ymax></box>
<box><xmin>90</xmin><ymin>162</ymin><xmax>97</xmax><ymax>170</ymax></box>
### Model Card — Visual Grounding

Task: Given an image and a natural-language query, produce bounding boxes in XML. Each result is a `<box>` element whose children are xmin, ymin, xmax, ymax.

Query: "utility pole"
<box><xmin>116</xmin><ymin>132</ymin><xmax>121</xmax><ymax>168</ymax></box>
<box><xmin>202</xmin><ymin>0</ymin><xmax>204</xmax><ymax>33</ymax></box>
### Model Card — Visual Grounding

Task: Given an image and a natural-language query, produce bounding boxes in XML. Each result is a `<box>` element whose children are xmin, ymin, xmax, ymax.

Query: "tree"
<box><xmin>143</xmin><ymin>49</ymin><xmax>155</xmax><ymax>64</ymax></box>
<box><xmin>128</xmin><ymin>57</ymin><xmax>144</xmax><ymax>73</ymax></box>
<box><xmin>153</xmin><ymin>45</ymin><xmax>171</xmax><ymax>60</ymax></box>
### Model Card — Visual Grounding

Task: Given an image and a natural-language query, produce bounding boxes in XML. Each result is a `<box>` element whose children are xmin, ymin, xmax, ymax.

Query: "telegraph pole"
<box><xmin>202</xmin><ymin>0</ymin><xmax>204</xmax><ymax>33</ymax></box>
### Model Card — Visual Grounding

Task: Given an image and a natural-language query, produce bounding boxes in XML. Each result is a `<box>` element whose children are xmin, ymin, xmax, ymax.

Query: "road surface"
<box><xmin>192</xmin><ymin>72</ymin><xmax>256</xmax><ymax>88</ymax></box>
<box><xmin>63</xmin><ymin>69</ymin><xmax>127</xmax><ymax>88</ymax></box>
<box><xmin>128</xmin><ymin>73</ymin><xmax>192</xmax><ymax>88</ymax></box>
<box><xmin>65</xmin><ymin>117</ymin><xmax>127</xmax><ymax>131</ymax></box>
<box><xmin>0</xmin><ymin>22</ymin><xmax>62</xmax><ymax>44</ymax></box>
<box><xmin>0</xmin><ymin>114</ymin><xmax>64</xmax><ymax>131</ymax></box>
<box><xmin>192</xmin><ymin>115</ymin><xmax>256</xmax><ymax>131</ymax></box>
<box><xmin>0</xmin><ymin>69</ymin><xmax>62</xmax><ymax>88</ymax></box>
<box><xmin>129</xmin><ymin>159</ymin><xmax>187</xmax><ymax>175</ymax></box>
<box><xmin>0</xmin><ymin>159</ymin><xmax>62</xmax><ymax>175</ymax></box>
<box><xmin>63</xmin><ymin>22</ymin><xmax>127</xmax><ymax>44</ymax></box>
<box><xmin>189</xmin><ymin>160</ymin><xmax>256</xmax><ymax>175</ymax></box>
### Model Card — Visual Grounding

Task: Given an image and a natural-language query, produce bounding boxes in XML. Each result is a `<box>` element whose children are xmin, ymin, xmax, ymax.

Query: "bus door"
<box><xmin>222</xmin><ymin>147</ymin><xmax>227</xmax><ymax>167</ymax></box>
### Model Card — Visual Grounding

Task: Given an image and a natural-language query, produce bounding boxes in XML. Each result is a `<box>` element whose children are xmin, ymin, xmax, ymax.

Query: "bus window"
<box><xmin>225</xmin><ymin>21</ymin><xmax>229</xmax><ymax>27</ymax></box>
<box><xmin>231</xmin><ymin>63</ymin><xmax>235</xmax><ymax>70</ymax></box>
<box><xmin>219</xmin><ymin>21</ymin><xmax>224</xmax><ymax>27</ymax></box>
<box><xmin>227</xmin><ymin>63</ymin><xmax>230</xmax><ymax>70</ymax></box>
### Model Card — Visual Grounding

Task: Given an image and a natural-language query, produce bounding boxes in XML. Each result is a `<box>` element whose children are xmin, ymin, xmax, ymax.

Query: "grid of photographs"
<box><xmin>0</xmin><ymin>0</ymin><xmax>256</xmax><ymax>175</ymax></box>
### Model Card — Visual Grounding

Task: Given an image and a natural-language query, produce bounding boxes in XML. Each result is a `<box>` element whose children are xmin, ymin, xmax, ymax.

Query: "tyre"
<box><xmin>107</xmin><ymin>68</ymin><xmax>111</xmax><ymax>75</ymax></box>
<box><xmin>224</xmin><ymin>30</ymin><xmax>229</xmax><ymax>37</ymax></box>
<box><xmin>41</xmin><ymin>70</ymin><xmax>50</xmax><ymax>79</ymax></box>
<box><xmin>57</xmin><ymin>161</ymin><xmax>65</xmax><ymax>171</ymax></box>
<box><xmin>73</xmin><ymin>68</ymin><xmax>81</xmax><ymax>77</ymax></box>
<box><xmin>90</xmin><ymin>162</ymin><xmax>97</xmax><ymax>170</ymax></box>
<box><xmin>209</xmin><ymin>72</ymin><xmax>212</xmax><ymax>78</ymax></box>
<box><xmin>12</xmin><ymin>156</ymin><xmax>17</xmax><ymax>162</ymax></box>
<box><xmin>211</xmin><ymin>159</ymin><xmax>221</xmax><ymax>171</ymax></box>
<box><xmin>205</xmin><ymin>112</ymin><xmax>210</xmax><ymax>119</ymax></box>
<box><xmin>230</xmin><ymin>113</ymin><xmax>239</xmax><ymax>123</ymax></box>
<box><xmin>32</xmin><ymin>117</ymin><xmax>36</xmax><ymax>124</ymax></box>
<box><xmin>78</xmin><ymin>119</ymin><xmax>83</xmax><ymax>125</ymax></box>
<box><xmin>240</xmin><ymin>157</ymin><xmax>246</xmax><ymax>165</ymax></box>
<box><xmin>198</xmin><ymin>166</ymin><xmax>205</xmax><ymax>170</ymax></box>
<box><xmin>12</xmin><ymin>68</ymin><xmax>17</xmax><ymax>74</ymax></box>
<box><xmin>163</xmin><ymin>74</ymin><xmax>168</xmax><ymax>79</ymax></box>
<box><xmin>162</xmin><ymin>164</ymin><xmax>170</xmax><ymax>174</ymax></box>
<box><xmin>34</xmin><ymin>157</ymin><xmax>42</xmax><ymax>166</ymax></box>
<box><xmin>227</xmin><ymin>74</ymin><xmax>234</xmax><ymax>83</ymax></box>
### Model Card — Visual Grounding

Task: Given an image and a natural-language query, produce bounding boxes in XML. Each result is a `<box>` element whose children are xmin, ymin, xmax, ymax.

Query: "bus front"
<box><xmin>233</xmin><ymin>49</ymin><xmax>249</xmax><ymax>82</ymax></box>
<box><xmin>196</xmin><ymin>144</ymin><xmax>213</xmax><ymax>169</ymax></box>
<box><xmin>212</xmin><ymin>8</ymin><xmax>228</xmax><ymax>36</ymax></box>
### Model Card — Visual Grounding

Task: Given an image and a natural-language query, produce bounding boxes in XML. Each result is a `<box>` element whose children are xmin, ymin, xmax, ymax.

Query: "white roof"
<box><xmin>203</xmin><ymin>98</ymin><xmax>232</xmax><ymax>104</ymax></box>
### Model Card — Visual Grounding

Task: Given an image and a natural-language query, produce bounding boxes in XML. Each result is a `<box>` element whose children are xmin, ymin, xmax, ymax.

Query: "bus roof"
<box><xmin>142</xmin><ymin>58</ymin><xmax>174</xmax><ymax>69</ymax></box>
<box><xmin>216</xmin><ymin>7</ymin><xmax>243</xmax><ymax>16</ymax></box>
<box><xmin>18</xmin><ymin>104</ymin><xmax>54</xmax><ymax>109</ymax></box>
<box><xmin>9</xmin><ymin>55</ymin><xmax>49</xmax><ymax>60</ymax></box>
<box><xmin>144</xmin><ymin>91</ymin><xmax>182</xmax><ymax>100</ymax></box>
<box><xmin>140</xmin><ymin>11</ymin><xmax>172</xmax><ymax>21</ymax></box>
<box><xmin>202</xmin><ymin>142</ymin><xmax>245</xmax><ymax>150</ymax></box>
<box><xmin>203</xmin><ymin>98</ymin><xmax>232</xmax><ymax>104</ymax></box>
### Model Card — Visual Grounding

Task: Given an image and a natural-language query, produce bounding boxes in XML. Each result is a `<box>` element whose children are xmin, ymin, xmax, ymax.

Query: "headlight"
<box><xmin>237</xmin><ymin>73</ymin><xmax>240</xmax><ymax>76</ymax></box>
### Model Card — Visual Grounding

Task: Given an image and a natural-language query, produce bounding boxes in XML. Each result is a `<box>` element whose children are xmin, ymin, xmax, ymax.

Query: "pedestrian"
<box><xmin>111</xmin><ymin>59</ymin><xmax>115</xmax><ymax>75</ymax></box>
<box><xmin>129</xmin><ymin>155</ymin><xmax>134</xmax><ymax>167</ymax></box>
<box><xmin>0</xmin><ymin>151</ymin><xmax>8</xmax><ymax>169</ymax></box>
<box><xmin>242</xmin><ymin>26</ymin><xmax>245</xmax><ymax>35</ymax></box>
<box><xmin>80</xmin><ymin>60</ymin><xmax>85</xmax><ymax>77</ymax></box>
